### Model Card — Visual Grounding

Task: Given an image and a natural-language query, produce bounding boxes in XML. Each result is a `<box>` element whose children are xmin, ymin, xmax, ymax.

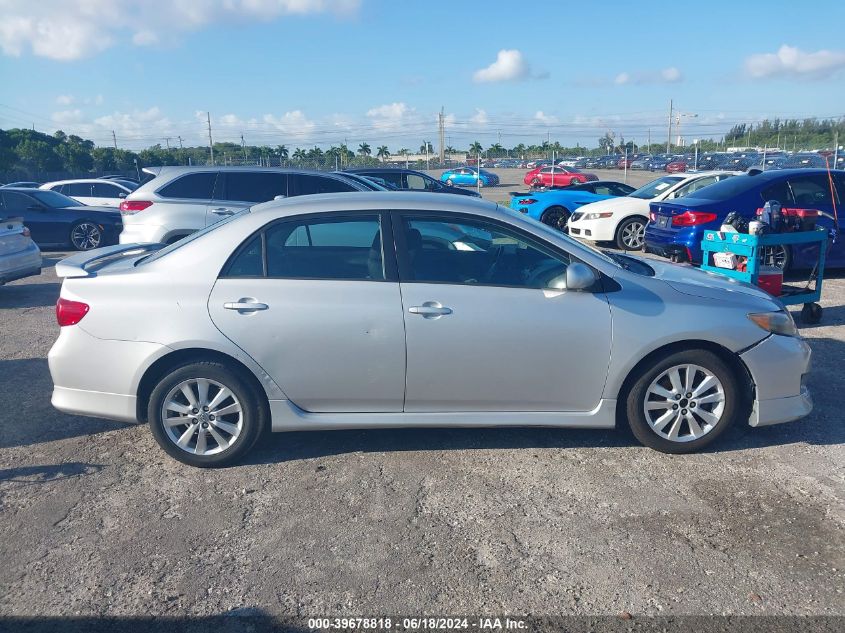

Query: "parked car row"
<box><xmin>514</xmin><ymin>167</ymin><xmax>844</xmax><ymax>271</ymax></box>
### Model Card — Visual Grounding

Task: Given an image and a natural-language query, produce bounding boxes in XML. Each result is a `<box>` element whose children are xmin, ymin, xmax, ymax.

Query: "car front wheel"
<box><xmin>625</xmin><ymin>349</ymin><xmax>741</xmax><ymax>453</ymax></box>
<box><xmin>148</xmin><ymin>361</ymin><xmax>264</xmax><ymax>467</ymax></box>
<box><xmin>615</xmin><ymin>216</ymin><xmax>647</xmax><ymax>250</ymax></box>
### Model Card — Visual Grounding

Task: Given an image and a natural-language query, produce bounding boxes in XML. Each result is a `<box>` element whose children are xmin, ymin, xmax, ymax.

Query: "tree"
<box><xmin>488</xmin><ymin>143</ymin><xmax>504</xmax><ymax>157</ymax></box>
<box><xmin>469</xmin><ymin>141</ymin><xmax>483</xmax><ymax>155</ymax></box>
<box><xmin>598</xmin><ymin>132</ymin><xmax>615</xmax><ymax>153</ymax></box>
<box><xmin>358</xmin><ymin>142</ymin><xmax>371</xmax><ymax>157</ymax></box>
<box><xmin>292</xmin><ymin>148</ymin><xmax>306</xmax><ymax>162</ymax></box>
<box><xmin>445</xmin><ymin>146</ymin><xmax>456</xmax><ymax>153</ymax></box>
<box><xmin>419</xmin><ymin>141</ymin><xmax>433</xmax><ymax>155</ymax></box>
<box><xmin>376</xmin><ymin>145</ymin><xmax>390</xmax><ymax>162</ymax></box>
<box><xmin>276</xmin><ymin>144</ymin><xmax>289</xmax><ymax>160</ymax></box>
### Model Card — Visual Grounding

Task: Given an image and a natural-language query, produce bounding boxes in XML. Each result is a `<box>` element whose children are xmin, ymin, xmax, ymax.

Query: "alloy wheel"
<box><xmin>643</xmin><ymin>364</ymin><xmax>725</xmax><ymax>442</ymax></box>
<box><xmin>620</xmin><ymin>220</ymin><xmax>646</xmax><ymax>250</ymax></box>
<box><xmin>71</xmin><ymin>223</ymin><xmax>102</xmax><ymax>250</ymax></box>
<box><xmin>161</xmin><ymin>378</ymin><xmax>243</xmax><ymax>456</ymax></box>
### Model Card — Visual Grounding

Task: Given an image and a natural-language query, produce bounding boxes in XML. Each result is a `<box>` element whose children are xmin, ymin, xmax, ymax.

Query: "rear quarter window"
<box><xmin>157</xmin><ymin>172</ymin><xmax>218</xmax><ymax>200</ymax></box>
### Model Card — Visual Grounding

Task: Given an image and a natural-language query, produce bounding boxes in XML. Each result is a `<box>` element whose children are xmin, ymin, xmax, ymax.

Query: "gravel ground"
<box><xmin>1</xmin><ymin>191</ymin><xmax>844</xmax><ymax>628</ymax></box>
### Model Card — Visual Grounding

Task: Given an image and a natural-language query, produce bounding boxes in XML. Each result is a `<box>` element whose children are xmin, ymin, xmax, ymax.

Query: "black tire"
<box><xmin>69</xmin><ymin>221</ymin><xmax>103</xmax><ymax>251</ymax></box>
<box><xmin>147</xmin><ymin>361</ymin><xmax>265</xmax><ymax>467</ymax></box>
<box><xmin>615</xmin><ymin>216</ymin><xmax>648</xmax><ymax>251</ymax></box>
<box><xmin>800</xmin><ymin>302</ymin><xmax>822</xmax><ymax>324</ymax></box>
<box><xmin>625</xmin><ymin>349</ymin><xmax>742</xmax><ymax>454</ymax></box>
<box><xmin>540</xmin><ymin>206</ymin><xmax>571</xmax><ymax>231</ymax></box>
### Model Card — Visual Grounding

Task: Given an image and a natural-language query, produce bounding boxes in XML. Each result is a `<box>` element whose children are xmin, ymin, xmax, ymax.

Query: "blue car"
<box><xmin>509</xmin><ymin>180</ymin><xmax>636</xmax><ymax>230</ymax></box>
<box><xmin>440</xmin><ymin>167</ymin><xmax>500</xmax><ymax>188</ymax></box>
<box><xmin>644</xmin><ymin>168</ymin><xmax>845</xmax><ymax>270</ymax></box>
<box><xmin>0</xmin><ymin>187</ymin><xmax>122</xmax><ymax>251</ymax></box>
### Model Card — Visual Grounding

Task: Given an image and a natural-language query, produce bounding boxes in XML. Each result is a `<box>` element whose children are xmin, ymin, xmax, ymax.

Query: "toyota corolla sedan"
<box><xmin>49</xmin><ymin>192</ymin><xmax>812</xmax><ymax>467</ymax></box>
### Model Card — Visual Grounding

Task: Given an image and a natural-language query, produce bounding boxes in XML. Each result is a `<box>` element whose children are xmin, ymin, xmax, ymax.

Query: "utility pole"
<box><xmin>666</xmin><ymin>99</ymin><xmax>673</xmax><ymax>154</ymax></box>
<box><xmin>177</xmin><ymin>136</ymin><xmax>184</xmax><ymax>149</ymax></box>
<box><xmin>111</xmin><ymin>130</ymin><xmax>117</xmax><ymax>150</ymax></box>
<box><xmin>207</xmin><ymin>112</ymin><xmax>215</xmax><ymax>165</ymax></box>
<box><xmin>164</xmin><ymin>137</ymin><xmax>171</xmax><ymax>150</ymax></box>
<box><xmin>438</xmin><ymin>107</ymin><xmax>445</xmax><ymax>165</ymax></box>
<box><xmin>647</xmin><ymin>128</ymin><xmax>650</xmax><ymax>154</ymax></box>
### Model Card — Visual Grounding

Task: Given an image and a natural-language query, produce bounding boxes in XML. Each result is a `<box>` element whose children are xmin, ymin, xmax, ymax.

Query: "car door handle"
<box><xmin>211</xmin><ymin>208</ymin><xmax>235</xmax><ymax>216</ymax></box>
<box><xmin>408</xmin><ymin>302</ymin><xmax>452</xmax><ymax>318</ymax></box>
<box><xmin>223</xmin><ymin>299</ymin><xmax>268</xmax><ymax>312</ymax></box>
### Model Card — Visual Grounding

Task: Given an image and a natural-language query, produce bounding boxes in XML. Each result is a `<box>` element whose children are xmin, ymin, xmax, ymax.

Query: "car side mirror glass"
<box><xmin>562</xmin><ymin>263</ymin><xmax>598</xmax><ymax>291</ymax></box>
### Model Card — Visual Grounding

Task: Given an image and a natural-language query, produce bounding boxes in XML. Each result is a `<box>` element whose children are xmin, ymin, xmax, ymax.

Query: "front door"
<box><xmin>393</xmin><ymin>212</ymin><xmax>613</xmax><ymax>412</ymax></box>
<box><xmin>208</xmin><ymin>212</ymin><xmax>406</xmax><ymax>413</ymax></box>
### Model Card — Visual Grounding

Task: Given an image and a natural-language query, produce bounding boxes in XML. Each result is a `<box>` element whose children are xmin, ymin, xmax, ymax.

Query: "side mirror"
<box><xmin>563</xmin><ymin>263</ymin><xmax>598</xmax><ymax>291</ymax></box>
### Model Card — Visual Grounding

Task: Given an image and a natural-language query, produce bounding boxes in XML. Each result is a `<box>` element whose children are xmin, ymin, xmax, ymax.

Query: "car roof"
<box><xmin>346</xmin><ymin>167</ymin><xmax>426</xmax><ymax>176</ymax></box>
<box><xmin>41</xmin><ymin>178</ymin><xmax>132</xmax><ymax>187</ymax></box>
<box><xmin>251</xmin><ymin>191</ymin><xmax>498</xmax><ymax>218</ymax></box>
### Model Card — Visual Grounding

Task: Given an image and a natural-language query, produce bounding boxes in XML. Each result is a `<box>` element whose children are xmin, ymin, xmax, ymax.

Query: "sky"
<box><xmin>1</xmin><ymin>0</ymin><xmax>844</xmax><ymax>151</ymax></box>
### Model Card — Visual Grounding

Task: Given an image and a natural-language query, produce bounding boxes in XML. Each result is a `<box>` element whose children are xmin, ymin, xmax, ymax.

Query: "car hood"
<box><xmin>574</xmin><ymin>196</ymin><xmax>647</xmax><ymax>216</ymax></box>
<box><xmin>643</xmin><ymin>256</ymin><xmax>781</xmax><ymax>310</ymax></box>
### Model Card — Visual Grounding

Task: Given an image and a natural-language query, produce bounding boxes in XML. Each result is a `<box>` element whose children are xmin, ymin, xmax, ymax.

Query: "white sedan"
<box><xmin>568</xmin><ymin>171</ymin><xmax>739</xmax><ymax>250</ymax></box>
<box><xmin>40</xmin><ymin>179</ymin><xmax>135</xmax><ymax>208</ymax></box>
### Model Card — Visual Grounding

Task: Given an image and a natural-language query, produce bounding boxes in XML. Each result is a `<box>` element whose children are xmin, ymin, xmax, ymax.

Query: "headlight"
<box><xmin>584</xmin><ymin>212</ymin><xmax>613</xmax><ymax>220</ymax></box>
<box><xmin>748</xmin><ymin>310</ymin><xmax>799</xmax><ymax>337</ymax></box>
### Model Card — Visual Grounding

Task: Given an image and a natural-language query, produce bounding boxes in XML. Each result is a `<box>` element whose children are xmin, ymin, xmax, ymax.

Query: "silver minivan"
<box><xmin>119</xmin><ymin>167</ymin><xmax>371</xmax><ymax>244</ymax></box>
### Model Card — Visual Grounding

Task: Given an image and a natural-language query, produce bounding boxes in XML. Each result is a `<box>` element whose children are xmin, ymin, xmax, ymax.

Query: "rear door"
<box><xmin>787</xmin><ymin>173</ymin><xmax>843</xmax><ymax>265</ymax></box>
<box><xmin>154</xmin><ymin>171</ymin><xmax>218</xmax><ymax>234</ymax></box>
<box><xmin>208</xmin><ymin>211</ymin><xmax>406</xmax><ymax>413</ymax></box>
<box><xmin>208</xmin><ymin>171</ymin><xmax>288</xmax><ymax>226</ymax></box>
<box><xmin>63</xmin><ymin>182</ymin><xmax>95</xmax><ymax>206</ymax></box>
<box><xmin>90</xmin><ymin>182</ymin><xmax>126</xmax><ymax>207</ymax></box>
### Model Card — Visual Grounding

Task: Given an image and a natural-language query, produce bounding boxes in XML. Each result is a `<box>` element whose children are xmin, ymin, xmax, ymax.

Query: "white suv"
<box><xmin>119</xmin><ymin>167</ymin><xmax>370</xmax><ymax>244</ymax></box>
<box><xmin>41</xmin><ymin>179</ymin><xmax>135</xmax><ymax>207</ymax></box>
<box><xmin>567</xmin><ymin>171</ymin><xmax>741</xmax><ymax>250</ymax></box>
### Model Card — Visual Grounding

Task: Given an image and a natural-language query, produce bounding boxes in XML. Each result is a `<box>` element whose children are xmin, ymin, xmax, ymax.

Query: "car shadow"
<box><xmin>0</xmin><ymin>358</ymin><xmax>134</xmax><ymax>449</ymax></box>
<box><xmin>0</xmin><ymin>281</ymin><xmax>60</xmax><ymax>309</ymax></box>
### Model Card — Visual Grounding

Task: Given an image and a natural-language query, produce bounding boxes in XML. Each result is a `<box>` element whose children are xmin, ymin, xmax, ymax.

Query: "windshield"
<box><xmin>137</xmin><ymin>209</ymin><xmax>250</xmax><ymax>265</ymax></box>
<box><xmin>28</xmin><ymin>189</ymin><xmax>79</xmax><ymax>208</ymax></box>
<box><xmin>629</xmin><ymin>176</ymin><xmax>685</xmax><ymax>199</ymax></box>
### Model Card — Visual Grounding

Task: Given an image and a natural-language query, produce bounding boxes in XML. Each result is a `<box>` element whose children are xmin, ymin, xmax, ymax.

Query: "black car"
<box><xmin>0</xmin><ymin>188</ymin><xmax>122</xmax><ymax>251</ymax></box>
<box><xmin>346</xmin><ymin>168</ymin><xmax>482</xmax><ymax>197</ymax></box>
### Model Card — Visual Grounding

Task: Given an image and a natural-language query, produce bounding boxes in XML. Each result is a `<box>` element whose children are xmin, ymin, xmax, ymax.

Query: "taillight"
<box><xmin>518</xmin><ymin>198</ymin><xmax>537</xmax><ymax>205</ymax></box>
<box><xmin>671</xmin><ymin>211</ymin><xmax>718</xmax><ymax>227</ymax></box>
<box><xmin>649</xmin><ymin>212</ymin><xmax>656</xmax><ymax>222</ymax></box>
<box><xmin>119</xmin><ymin>200</ymin><xmax>153</xmax><ymax>215</ymax></box>
<box><xmin>22</xmin><ymin>226</ymin><xmax>31</xmax><ymax>237</ymax></box>
<box><xmin>56</xmin><ymin>298</ymin><xmax>89</xmax><ymax>326</ymax></box>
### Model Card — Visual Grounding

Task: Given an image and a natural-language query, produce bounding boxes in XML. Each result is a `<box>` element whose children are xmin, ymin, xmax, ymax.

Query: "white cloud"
<box><xmin>0</xmin><ymin>0</ymin><xmax>361</xmax><ymax>61</ymax></box>
<box><xmin>534</xmin><ymin>111</ymin><xmax>559</xmax><ymax>125</ymax></box>
<box><xmin>745</xmin><ymin>45</ymin><xmax>845</xmax><ymax>80</ymax></box>
<box><xmin>262</xmin><ymin>110</ymin><xmax>316</xmax><ymax>139</ymax></box>
<box><xmin>470</xmin><ymin>109</ymin><xmax>489</xmax><ymax>125</ymax></box>
<box><xmin>56</xmin><ymin>94</ymin><xmax>74</xmax><ymax>105</ymax></box>
<box><xmin>366</xmin><ymin>102</ymin><xmax>419</xmax><ymax>131</ymax></box>
<box><xmin>614</xmin><ymin>67</ymin><xmax>683</xmax><ymax>85</ymax></box>
<box><xmin>473</xmin><ymin>49</ymin><xmax>533</xmax><ymax>83</ymax></box>
<box><xmin>51</xmin><ymin>109</ymin><xmax>84</xmax><ymax>125</ymax></box>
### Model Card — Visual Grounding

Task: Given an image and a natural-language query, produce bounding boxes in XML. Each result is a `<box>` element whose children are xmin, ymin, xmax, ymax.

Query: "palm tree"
<box><xmin>488</xmin><ymin>143</ymin><xmax>504</xmax><ymax>157</ymax></box>
<box><xmin>376</xmin><ymin>145</ymin><xmax>390</xmax><ymax>162</ymax></box>
<box><xmin>419</xmin><ymin>141</ymin><xmax>433</xmax><ymax>155</ymax></box>
<box><xmin>358</xmin><ymin>142</ymin><xmax>371</xmax><ymax>157</ymax></box>
<box><xmin>469</xmin><ymin>141</ymin><xmax>483</xmax><ymax>155</ymax></box>
<box><xmin>398</xmin><ymin>148</ymin><xmax>409</xmax><ymax>156</ymax></box>
<box><xmin>276</xmin><ymin>144</ymin><xmax>289</xmax><ymax>160</ymax></box>
<box><xmin>445</xmin><ymin>145</ymin><xmax>456</xmax><ymax>153</ymax></box>
<box><xmin>292</xmin><ymin>148</ymin><xmax>306</xmax><ymax>162</ymax></box>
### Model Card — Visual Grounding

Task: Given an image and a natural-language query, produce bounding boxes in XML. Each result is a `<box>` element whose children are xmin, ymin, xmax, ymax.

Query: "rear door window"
<box><xmin>288</xmin><ymin>175</ymin><xmax>357</xmax><ymax>196</ymax></box>
<box><xmin>158</xmin><ymin>172</ymin><xmax>218</xmax><ymax>199</ymax></box>
<box><xmin>406</xmin><ymin>174</ymin><xmax>428</xmax><ymax>190</ymax></box>
<box><xmin>760</xmin><ymin>180</ymin><xmax>795</xmax><ymax>205</ymax></box>
<box><xmin>222</xmin><ymin>172</ymin><xmax>288</xmax><ymax>203</ymax></box>
<box><xmin>64</xmin><ymin>182</ymin><xmax>93</xmax><ymax>198</ymax></box>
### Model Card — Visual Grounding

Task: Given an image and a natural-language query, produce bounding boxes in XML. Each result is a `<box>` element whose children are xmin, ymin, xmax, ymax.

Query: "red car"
<box><xmin>666</xmin><ymin>160</ymin><xmax>688</xmax><ymax>173</ymax></box>
<box><xmin>523</xmin><ymin>166</ymin><xmax>597</xmax><ymax>188</ymax></box>
<box><xmin>617</xmin><ymin>157</ymin><xmax>634</xmax><ymax>169</ymax></box>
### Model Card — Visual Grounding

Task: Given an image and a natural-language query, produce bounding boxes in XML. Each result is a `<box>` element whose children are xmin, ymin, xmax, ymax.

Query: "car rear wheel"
<box><xmin>615</xmin><ymin>216</ymin><xmax>647</xmax><ymax>250</ymax></box>
<box><xmin>70</xmin><ymin>221</ymin><xmax>102</xmax><ymax>251</ymax></box>
<box><xmin>445</xmin><ymin>178</ymin><xmax>454</xmax><ymax>187</ymax></box>
<box><xmin>540</xmin><ymin>206</ymin><xmax>571</xmax><ymax>231</ymax></box>
<box><xmin>625</xmin><ymin>349</ymin><xmax>740</xmax><ymax>453</ymax></box>
<box><xmin>148</xmin><ymin>361</ymin><xmax>264</xmax><ymax>467</ymax></box>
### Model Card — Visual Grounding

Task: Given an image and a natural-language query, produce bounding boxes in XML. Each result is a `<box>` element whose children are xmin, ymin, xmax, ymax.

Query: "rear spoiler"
<box><xmin>55</xmin><ymin>243</ymin><xmax>164</xmax><ymax>278</ymax></box>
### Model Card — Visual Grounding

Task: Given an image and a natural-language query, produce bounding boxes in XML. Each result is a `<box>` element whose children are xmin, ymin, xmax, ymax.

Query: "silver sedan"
<box><xmin>48</xmin><ymin>192</ymin><xmax>812</xmax><ymax>467</ymax></box>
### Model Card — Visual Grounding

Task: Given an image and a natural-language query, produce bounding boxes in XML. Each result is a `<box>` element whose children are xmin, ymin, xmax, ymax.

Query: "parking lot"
<box><xmin>1</xmin><ymin>204</ymin><xmax>844</xmax><ymax>622</ymax></box>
